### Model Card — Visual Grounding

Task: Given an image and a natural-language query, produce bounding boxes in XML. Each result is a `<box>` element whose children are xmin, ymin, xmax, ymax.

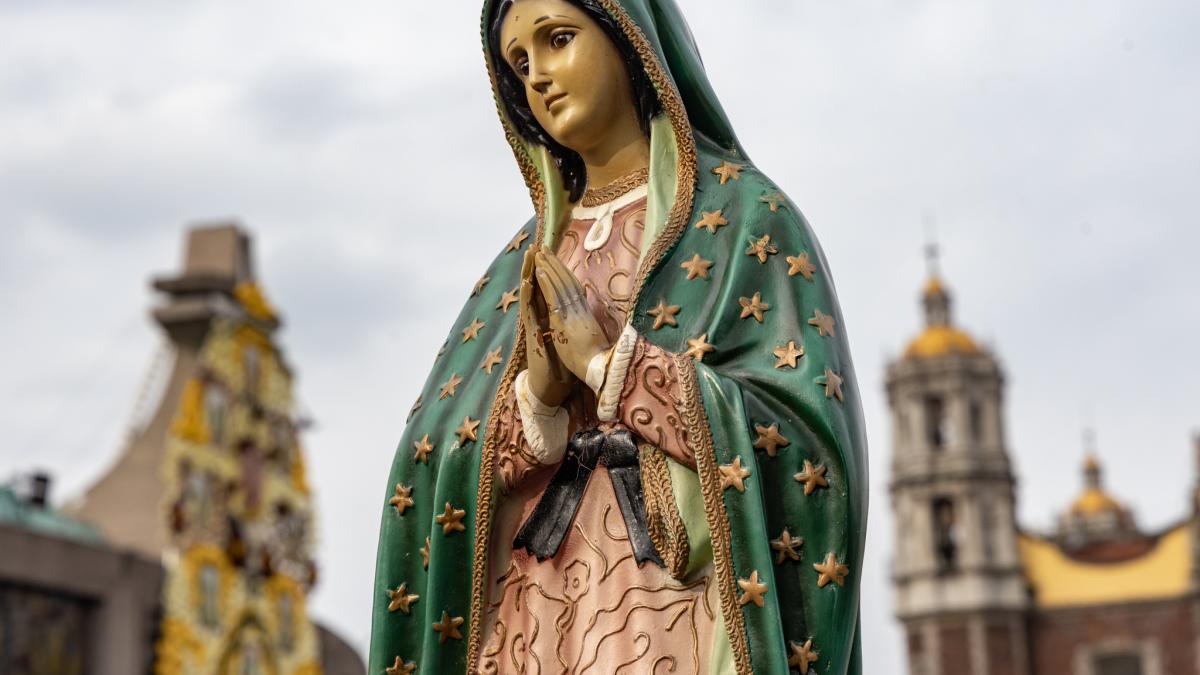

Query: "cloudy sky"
<box><xmin>2</xmin><ymin>0</ymin><xmax>1198</xmax><ymax>668</ymax></box>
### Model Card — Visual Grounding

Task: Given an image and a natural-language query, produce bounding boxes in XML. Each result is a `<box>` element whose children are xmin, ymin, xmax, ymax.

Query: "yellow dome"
<box><xmin>904</xmin><ymin>325</ymin><xmax>981</xmax><ymax>359</ymax></box>
<box><xmin>1071</xmin><ymin>487</ymin><xmax>1125</xmax><ymax>516</ymax></box>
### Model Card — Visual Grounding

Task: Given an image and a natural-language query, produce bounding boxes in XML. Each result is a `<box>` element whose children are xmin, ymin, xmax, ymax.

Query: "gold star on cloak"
<box><xmin>712</xmin><ymin>160</ymin><xmax>743</xmax><ymax>185</ymax></box>
<box><xmin>413</xmin><ymin>434</ymin><xmax>434</xmax><ymax>464</ymax></box>
<box><xmin>694</xmin><ymin>209</ymin><xmax>728</xmax><ymax>234</ymax></box>
<box><xmin>506</xmin><ymin>230</ymin><xmax>529</xmax><ymax>253</ymax></box>
<box><xmin>739</xmin><ymin>292</ymin><xmax>770</xmax><ymax>323</ymax></box>
<box><xmin>814</xmin><ymin>552</ymin><xmax>849</xmax><ymax>588</ymax></box>
<box><xmin>420</xmin><ymin>536</ymin><xmax>430</xmax><ymax>569</ymax></box>
<box><xmin>496</xmin><ymin>287</ymin><xmax>519</xmax><ymax>313</ymax></box>
<box><xmin>808</xmin><ymin>309</ymin><xmax>836</xmax><ymax>337</ymax></box>
<box><xmin>719</xmin><ymin>456</ymin><xmax>751</xmax><ymax>493</ymax></box>
<box><xmin>435</xmin><ymin>502</ymin><xmax>467</xmax><ymax>535</ymax></box>
<box><xmin>745</xmin><ymin>234</ymin><xmax>779</xmax><ymax>264</ymax></box>
<box><xmin>387</xmin><ymin>583</ymin><xmax>420</xmax><ymax>614</ymax></box>
<box><xmin>773</xmin><ymin>340</ymin><xmax>804</xmax><ymax>369</ymax></box>
<box><xmin>680</xmin><ymin>253</ymin><xmax>713</xmax><ymax>280</ymax></box>
<box><xmin>455</xmin><ymin>416</ymin><xmax>480</xmax><ymax>444</ymax></box>
<box><xmin>438</xmin><ymin>373</ymin><xmax>462</xmax><ymax>400</ymax></box>
<box><xmin>760</xmin><ymin>192</ymin><xmax>789</xmax><ymax>213</ymax></box>
<box><xmin>385</xmin><ymin>656</ymin><xmax>416</xmax><ymax>675</ymax></box>
<box><xmin>480</xmin><ymin>347</ymin><xmax>503</xmax><ymax>375</ymax></box>
<box><xmin>817</xmin><ymin>368</ymin><xmax>844</xmax><ymax>402</ymax></box>
<box><xmin>432</xmin><ymin>610</ymin><xmax>464</xmax><ymax>643</ymax></box>
<box><xmin>771</xmin><ymin>528</ymin><xmax>804</xmax><ymax>564</ymax></box>
<box><xmin>794</xmin><ymin>459</ymin><xmax>830</xmax><ymax>496</ymax></box>
<box><xmin>686</xmin><ymin>334</ymin><xmax>716</xmax><ymax>362</ymax></box>
<box><xmin>647</xmin><ymin>299</ymin><xmax>681</xmax><ymax>330</ymax></box>
<box><xmin>753</xmin><ymin>423</ymin><xmax>790</xmax><ymax>458</ymax></box>
<box><xmin>389</xmin><ymin>483</ymin><xmax>414</xmax><ymax>515</ymax></box>
<box><xmin>787</xmin><ymin>251</ymin><xmax>817</xmax><ymax>280</ymax></box>
<box><xmin>737</xmin><ymin>570</ymin><xmax>768</xmax><ymax>607</ymax></box>
<box><xmin>788</xmin><ymin>639</ymin><xmax>819</xmax><ymax>671</ymax></box>
<box><xmin>472</xmin><ymin>275</ymin><xmax>490</xmax><ymax>296</ymax></box>
<box><xmin>462</xmin><ymin>318</ymin><xmax>485</xmax><ymax>343</ymax></box>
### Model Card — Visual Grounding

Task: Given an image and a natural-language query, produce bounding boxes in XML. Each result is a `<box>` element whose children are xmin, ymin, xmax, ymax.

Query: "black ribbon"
<box><xmin>513</xmin><ymin>428</ymin><xmax>664</xmax><ymax>567</ymax></box>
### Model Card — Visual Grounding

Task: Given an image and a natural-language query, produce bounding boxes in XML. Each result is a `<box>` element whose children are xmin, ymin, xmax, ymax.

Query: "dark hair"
<box><xmin>488</xmin><ymin>0</ymin><xmax>663</xmax><ymax>202</ymax></box>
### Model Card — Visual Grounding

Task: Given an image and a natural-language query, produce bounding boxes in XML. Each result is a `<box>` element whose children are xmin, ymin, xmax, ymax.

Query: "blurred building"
<box><xmin>0</xmin><ymin>224</ymin><xmax>364</xmax><ymax>675</ymax></box>
<box><xmin>889</xmin><ymin>256</ymin><xmax>1198</xmax><ymax>675</ymax></box>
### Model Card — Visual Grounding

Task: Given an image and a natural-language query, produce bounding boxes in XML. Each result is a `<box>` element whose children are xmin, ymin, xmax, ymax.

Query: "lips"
<box><xmin>545</xmin><ymin>92</ymin><xmax>567</xmax><ymax>111</ymax></box>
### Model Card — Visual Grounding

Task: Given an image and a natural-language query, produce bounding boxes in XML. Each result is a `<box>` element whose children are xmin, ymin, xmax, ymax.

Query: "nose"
<box><xmin>528</xmin><ymin>60</ymin><xmax>552</xmax><ymax>95</ymax></box>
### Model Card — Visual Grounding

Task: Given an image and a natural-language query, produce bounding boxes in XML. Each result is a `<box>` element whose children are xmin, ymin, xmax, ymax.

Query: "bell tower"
<box><xmin>887</xmin><ymin>246</ymin><xmax>1030</xmax><ymax>675</ymax></box>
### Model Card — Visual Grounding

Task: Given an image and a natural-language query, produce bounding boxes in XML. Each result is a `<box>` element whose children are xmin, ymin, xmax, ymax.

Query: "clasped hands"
<box><xmin>519</xmin><ymin>247</ymin><xmax>610</xmax><ymax>407</ymax></box>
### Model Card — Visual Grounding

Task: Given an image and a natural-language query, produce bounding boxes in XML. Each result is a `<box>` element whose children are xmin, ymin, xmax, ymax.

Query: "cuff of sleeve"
<box><xmin>584</xmin><ymin>349</ymin><xmax>612</xmax><ymax>395</ymax></box>
<box><xmin>596</xmin><ymin>324</ymin><xmax>638</xmax><ymax>422</ymax></box>
<box><xmin>514</xmin><ymin>370</ymin><xmax>569</xmax><ymax>464</ymax></box>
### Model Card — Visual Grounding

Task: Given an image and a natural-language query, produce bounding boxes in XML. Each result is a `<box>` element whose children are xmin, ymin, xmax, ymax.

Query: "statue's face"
<box><xmin>499</xmin><ymin>0</ymin><xmax>637</xmax><ymax>154</ymax></box>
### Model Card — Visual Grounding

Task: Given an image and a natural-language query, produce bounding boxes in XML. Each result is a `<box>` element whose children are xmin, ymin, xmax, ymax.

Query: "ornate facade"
<box><xmin>60</xmin><ymin>223</ymin><xmax>363</xmax><ymax>675</ymax></box>
<box><xmin>888</xmin><ymin>261</ymin><xmax>1197</xmax><ymax>675</ymax></box>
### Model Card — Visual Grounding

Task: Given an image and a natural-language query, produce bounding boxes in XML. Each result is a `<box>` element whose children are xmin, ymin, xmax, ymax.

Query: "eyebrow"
<box><xmin>506</xmin><ymin>15</ymin><xmax>573</xmax><ymax>56</ymax></box>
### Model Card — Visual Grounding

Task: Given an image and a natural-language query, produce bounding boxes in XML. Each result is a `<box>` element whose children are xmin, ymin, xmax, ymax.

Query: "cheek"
<box><xmin>526</xmin><ymin>85</ymin><xmax>557</xmax><ymax>131</ymax></box>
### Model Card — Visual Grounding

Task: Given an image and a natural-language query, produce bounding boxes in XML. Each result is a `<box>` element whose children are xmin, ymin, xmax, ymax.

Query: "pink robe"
<box><xmin>478</xmin><ymin>191</ymin><xmax>720</xmax><ymax>674</ymax></box>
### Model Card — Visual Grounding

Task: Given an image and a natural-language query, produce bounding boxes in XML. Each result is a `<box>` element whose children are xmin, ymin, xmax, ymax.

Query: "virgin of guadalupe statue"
<box><xmin>369</xmin><ymin>1</ymin><xmax>868</xmax><ymax>673</ymax></box>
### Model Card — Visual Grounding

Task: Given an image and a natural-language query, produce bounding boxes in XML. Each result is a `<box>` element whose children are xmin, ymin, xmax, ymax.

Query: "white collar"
<box><xmin>569</xmin><ymin>184</ymin><xmax>649</xmax><ymax>252</ymax></box>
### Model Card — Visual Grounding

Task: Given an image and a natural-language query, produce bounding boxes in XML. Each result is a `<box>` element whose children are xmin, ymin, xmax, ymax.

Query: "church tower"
<box><xmin>73</xmin><ymin>224</ymin><xmax>327</xmax><ymax>675</ymax></box>
<box><xmin>888</xmin><ymin>248</ymin><xmax>1030</xmax><ymax>675</ymax></box>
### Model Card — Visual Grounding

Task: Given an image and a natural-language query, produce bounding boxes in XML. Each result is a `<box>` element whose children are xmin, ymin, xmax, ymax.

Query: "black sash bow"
<box><xmin>513</xmin><ymin>428</ymin><xmax>664</xmax><ymax>567</ymax></box>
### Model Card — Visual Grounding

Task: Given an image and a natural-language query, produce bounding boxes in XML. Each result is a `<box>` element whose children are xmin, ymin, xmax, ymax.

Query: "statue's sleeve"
<box><xmin>494</xmin><ymin>370</ymin><xmax>567</xmax><ymax>491</ymax></box>
<box><xmin>595</xmin><ymin>326</ymin><xmax>697</xmax><ymax>469</ymax></box>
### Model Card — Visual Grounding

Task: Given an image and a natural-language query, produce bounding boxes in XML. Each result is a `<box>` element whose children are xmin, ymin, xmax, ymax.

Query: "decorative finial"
<box><xmin>920</xmin><ymin>238</ymin><xmax>951</xmax><ymax>326</ymax></box>
<box><xmin>1082</xmin><ymin>428</ymin><xmax>1101</xmax><ymax>487</ymax></box>
<box><xmin>924</xmin><ymin>241</ymin><xmax>941</xmax><ymax>279</ymax></box>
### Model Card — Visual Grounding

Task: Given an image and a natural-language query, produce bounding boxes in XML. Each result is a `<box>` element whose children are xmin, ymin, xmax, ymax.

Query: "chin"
<box><xmin>547</xmin><ymin>112</ymin><xmax>599</xmax><ymax>153</ymax></box>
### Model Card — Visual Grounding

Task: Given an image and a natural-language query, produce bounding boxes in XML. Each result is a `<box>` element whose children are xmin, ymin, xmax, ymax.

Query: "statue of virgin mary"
<box><xmin>369</xmin><ymin>1</ymin><xmax>868</xmax><ymax>673</ymax></box>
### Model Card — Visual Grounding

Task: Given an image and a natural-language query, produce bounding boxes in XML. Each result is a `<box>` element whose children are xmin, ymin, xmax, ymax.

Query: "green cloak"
<box><xmin>369</xmin><ymin>1</ymin><xmax>867</xmax><ymax>672</ymax></box>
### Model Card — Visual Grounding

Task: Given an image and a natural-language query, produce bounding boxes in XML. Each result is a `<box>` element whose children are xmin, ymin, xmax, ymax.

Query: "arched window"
<box><xmin>931</xmin><ymin>497</ymin><xmax>958</xmax><ymax>573</ymax></box>
<box><xmin>925</xmin><ymin>396</ymin><xmax>947</xmax><ymax>451</ymax></box>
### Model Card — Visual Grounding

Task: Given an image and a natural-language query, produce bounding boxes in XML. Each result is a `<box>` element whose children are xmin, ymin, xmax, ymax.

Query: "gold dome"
<box><xmin>923</xmin><ymin>275</ymin><xmax>946</xmax><ymax>296</ymax></box>
<box><xmin>1070</xmin><ymin>487</ymin><xmax>1125</xmax><ymax>516</ymax></box>
<box><xmin>903</xmin><ymin>325</ymin><xmax>981</xmax><ymax>359</ymax></box>
<box><xmin>1070</xmin><ymin>453</ymin><xmax>1126</xmax><ymax>517</ymax></box>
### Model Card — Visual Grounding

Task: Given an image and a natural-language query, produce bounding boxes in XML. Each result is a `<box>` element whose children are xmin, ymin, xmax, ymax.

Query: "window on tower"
<box><xmin>924</xmin><ymin>396</ymin><xmax>947</xmax><ymax>451</ymax></box>
<box><xmin>932</xmin><ymin>497</ymin><xmax>958</xmax><ymax>573</ymax></box>
<box><xmin>1094</xmin><ymin>653</ymin><xmax>1143</xmax><ymax>675</ymax></box>
<box><xmin>969</xmin><ymin>400</ymin><xmax>983</xmax><ymax>445</ymax></box>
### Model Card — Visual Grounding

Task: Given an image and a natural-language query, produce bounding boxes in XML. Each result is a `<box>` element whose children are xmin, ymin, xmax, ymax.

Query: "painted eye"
<box><xmin>515</xmin><ymin>56</ymin><xmax>529</xmax><ymax>76</ymax></box>
<box><xmin>551</xmin><ymin>31</ymin><xmax>575</xmax><ymax>49</ymax></box>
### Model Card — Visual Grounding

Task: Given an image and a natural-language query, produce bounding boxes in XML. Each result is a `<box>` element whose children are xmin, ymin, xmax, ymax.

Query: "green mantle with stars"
<box><xmin>368</xmin><ymin>1</ymin><xmax>868</xmax><ymax>673</ymax></box>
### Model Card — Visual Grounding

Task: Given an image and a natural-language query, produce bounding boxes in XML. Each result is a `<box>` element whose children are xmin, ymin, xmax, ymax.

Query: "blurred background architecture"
<box><xmin>889</xmin><ymin>251</ymin><xmax>1198</xmax><ymax>675</ymax></box>
<box><xmin>0</xmin><ymin>224</ymin><xmax>364</xmax><ymax>675</ymax></box>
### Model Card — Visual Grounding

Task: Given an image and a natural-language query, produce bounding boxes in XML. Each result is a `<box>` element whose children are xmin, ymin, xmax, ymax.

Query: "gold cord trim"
<box><xmin>580</xmin><ymin>167</ymin><xmax>650</xmax><ymax>207</ymax></box>
<box><xmin>467</xmin><ymin>270</ymin><xmax>532</xmax><ymax>670</ymax></box>
<box><xmin>591</xmin><ymin>0</ymin><xmax>700</xmax><ymax>307</ymax></box>
<box><xmin>677</xmin><ymin>356</ymin><xmax>752</xmax><ymax>673</ymax></box>
<box><xmin>639</xmin><ymin>441</ymin><xmax>690</xmax><ymax>580</ymax></box>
